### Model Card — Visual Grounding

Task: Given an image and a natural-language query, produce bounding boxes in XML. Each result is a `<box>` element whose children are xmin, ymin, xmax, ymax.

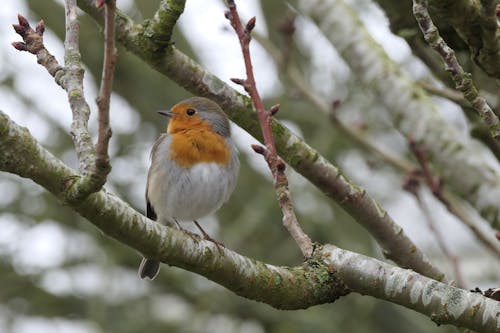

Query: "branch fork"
<box><xmin>226</xmin><ymin>0</ymin><xmax>313</xmax><ymax>258</ymax></box>
<box><xmin>12</xmin><ymin>0</ymin><xmax>117</xmax><ymax>202</ymax></box>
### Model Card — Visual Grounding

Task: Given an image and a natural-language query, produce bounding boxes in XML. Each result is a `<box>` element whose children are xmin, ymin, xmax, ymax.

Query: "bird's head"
<box><xmin>159</xmin><ymin>97</ymin><xmax>231</xmax><ymax>137</ymax></box>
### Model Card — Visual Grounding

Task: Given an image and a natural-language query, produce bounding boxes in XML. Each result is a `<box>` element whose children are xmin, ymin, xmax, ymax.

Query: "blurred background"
<box><xmin>0</xmin><ymin>0</ymin><xmax>498</xmax><ymax>332</ymax></box>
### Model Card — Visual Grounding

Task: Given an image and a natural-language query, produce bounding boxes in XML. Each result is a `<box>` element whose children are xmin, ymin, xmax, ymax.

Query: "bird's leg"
<box><xmin>173</xmin><ymin>218</ymin><xmax>200</xmax><ymax>240</ymax></box>
<box><xmin>193</xmin><ymin>220</ymin><xmax>225</xmax><ymax>254</ymax></box>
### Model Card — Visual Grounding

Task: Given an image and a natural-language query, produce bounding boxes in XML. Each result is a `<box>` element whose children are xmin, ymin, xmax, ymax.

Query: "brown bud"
<box><xmin>11</xmin><ymin>41</ymin><xmax>27</xmax><ymax>51</ymax></box>
<box><xmin>251</xmin><ymin>144</ymin><xmax>266</xmax><ymax>155</ymax></box>
<box><xmin>269</xmin><ymin>104</ymin><xmax>280</xmax><ymax>116</ymax></box>
<box><xmin>246</xmin><ymin>16</ymin><xmax>256</xmax><ymax>32</ymax></box>
<box><xmin>12</xmin><ymin>23</ymin><xmax>25</xmax><ymax>35</ymax></box>
<box><xmin>17</xmin><ymin>14</ymin><xmax>29</xmax><ymax>28</ymax></box>
<box><xmin>36</xmin><ymin>20</ymin><xmax>45</xmax><ymax>35</ymax></box>
<box><xmin>230</xmin><ymin>78</ymin><xmax>246</xmax><ymax>86</ymax></box>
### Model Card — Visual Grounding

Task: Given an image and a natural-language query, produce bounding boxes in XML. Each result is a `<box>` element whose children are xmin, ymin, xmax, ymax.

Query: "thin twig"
<box><xmin>407</xmin><ymin>139</ymin><xmax>443</xmax><ymax>200</ymax></box>
<box><xmin>408</xmin><ymin>139</ymin><xmax>500</xmax><ymax>258</ymax></box>
<box><xmin>225</xmin><ymin>0</ymin><xmax>313</xmax><ymax>258</ymax></box>
<box><xmin>403</xmin><ymin>175</ymin><xmax>465</xmax><ymax>288</ymax></box>
<box><xmin>95</xmin><ymin>0</ymin><xmax>117</xmax><ymax>178</ymax></box>
<box><xmin>277</xmin><ymin>12</ymin><xmax>296</xmax><ymax>70</ymax></box>
<box><xmin>412</xmin><ymin>0</ymin><xmax>500</xmax><ymax>141</ymax></box>
<box><xmin>418</xmin><ymin>81</ymin><xmax>469</xmax><ymax>108</ymax></box>
<box><xmin>416</xmin><ymin>193</ymin><xmax>465</xmax><ymax>287</ymax></box>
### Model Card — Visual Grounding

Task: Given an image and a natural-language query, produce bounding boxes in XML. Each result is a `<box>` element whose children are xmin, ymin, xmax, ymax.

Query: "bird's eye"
<box><xmin>186</xmin><ymin>108</ymin><xmax>196</xmax><ymax>116</ymax></box>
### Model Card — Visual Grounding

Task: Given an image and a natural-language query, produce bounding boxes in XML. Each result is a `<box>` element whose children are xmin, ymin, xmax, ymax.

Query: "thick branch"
<box><xmin>0</xmin><ymin>110</ymin><xmax>347</xmax><ymax>310</ymax></box>
<box><xmin>225</xmin><ymin>0</ymin><xmax>313</xmax><ymax>258</ymax></box>
<box><xmin>76</xmin><ymin>0</ymin><xmax>447</xmax><ymax>281</ymax></box>
<box><xmin>323</xmin><ymin>245</ymin><xmax>500</xmax><ymax>332</ymax></box>
<box><xmin>144</xmin><ymin>0</ymin><xmax>186</xmax><ymax>47</ymax></box>
<box><xmin>1</xmin><ymin>111</ymin><xmax>498</xmax><ymax>332</ymax></box>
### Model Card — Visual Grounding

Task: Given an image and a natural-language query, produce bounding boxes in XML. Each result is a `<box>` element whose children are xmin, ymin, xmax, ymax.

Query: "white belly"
<box><xmin>146</xmin><ymin>135</ymin><xmax>239</xmax><ymax>222</ymax></box>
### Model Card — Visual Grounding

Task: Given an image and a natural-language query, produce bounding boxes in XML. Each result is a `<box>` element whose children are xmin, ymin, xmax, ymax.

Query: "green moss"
<box><xmin>68</xmin><ymin>89</ymin><xmax>83</xmax><ymax>98</ymax></box>
<box><xmin>470</xmin><ymin>302</ymin><xmax>481</xmax><ymax>318</ymax></box>
<box><xmin>435</xmin><ymin>273</ymin><xmax>445</xmax><ymax>282</ymax></box>
<box><xmin>201</xmin><ymin>246</ymin><xmax>215</xmax><ymax>263</ymax></box>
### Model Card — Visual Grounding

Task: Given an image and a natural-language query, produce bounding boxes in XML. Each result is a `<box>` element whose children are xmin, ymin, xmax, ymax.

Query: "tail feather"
<box><xmin>139</xmin><ymin>257</ymin><xmax>160</xmax><ymax>280</ymax></box>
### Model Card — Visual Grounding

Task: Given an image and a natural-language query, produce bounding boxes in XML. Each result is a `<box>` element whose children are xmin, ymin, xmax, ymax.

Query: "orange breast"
<box><xmin>168</xmin><ymin>129</ymin><xmax>231</xmax><ymax>167</ymax></box>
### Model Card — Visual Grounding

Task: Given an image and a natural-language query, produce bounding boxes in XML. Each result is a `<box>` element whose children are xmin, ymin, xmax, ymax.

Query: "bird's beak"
<box><xmin>158</xmin><ymin>110</ymin><xmax>174</xmax><ymax>117</ymax></box>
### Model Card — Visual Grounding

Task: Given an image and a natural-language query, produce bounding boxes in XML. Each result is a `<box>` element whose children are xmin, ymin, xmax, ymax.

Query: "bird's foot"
<box><xmin>193</xmin><ymin>220</ymin><xmax>225</xmax><ymax>254</ymax></box>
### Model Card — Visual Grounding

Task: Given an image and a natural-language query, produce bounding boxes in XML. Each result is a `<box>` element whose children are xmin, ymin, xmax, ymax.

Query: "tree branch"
<box><xmin>75</xmin><ymin>0</ymin><xmax>447</xmax><ymax>281</ymax></box>
<box><xmin>225</xmin><ymin>0</ymin><xmax>313</xmax><ymax>258</ymax></box>
<box><xmin>143</xmin><ymin>0</ymin><xmax>186</xmax><ymax>47</ymax></box>
<box><xmin>252</xmin><ymin>30</ymin><xmax>416</xmax><ymax>174</ymax></box>
<box><xmin>408</xmin><ymin>139</ymin><xmax>500</xmax><ymax>258</ymax></box>
<box><xmin>413</xmin><ymin>0</ymin><xmax>500</xmax><ymax>141</ymax></box>
<box><xmin>94</xmin><ymin>0</ymin><xmax>117</xmax><ymax>186</ymax></box>
<box><xmin>12</xmin><ymin>3</ymin><xmax>111</xmax><ymax>202</ymax></box>
<box><xmin>301</xmin><ymin>0</ymin><xmax>500</xmax><ymax>231</ymax></box>
<box><xmin>63</xmin><ymin>0</ymin><xmax>106</xmax><ymax>201</ymax></box>
<box><xmin>0</xmin><ymin>110</ymin><xmax>348</xmax><ymax>310</ymax></box>
<box><xmin>323</xmin><ymin>245</ymin><xmax>500</xmax><ymax>332</ymax></box>
<box><xmin>1</xmin><ymin>111</ymin><xmax>498</xmax><ymax>331</ymax></box>
<box><xmin>428</xmin><ymin>0</ymin><xmax>500</xmax><ymax>79</ymax></box>
<box><xmin>372</xmin><ymin>0</ymin><xmax>500</xmax><ymax>80</ymax></box>
<box><xmin>258</xmin><ymin>22</ymin><xmax>500</xmax><ymax>258</ymax></box>
<box><xmin>415</xmin><ymin>191</ymin><xmax>465</xmax><ymax>288</ymax></box>
<box><xmin>403</xmin><ymin>174</ymin><xmax>465</xmax><ymax>287</ymax></box>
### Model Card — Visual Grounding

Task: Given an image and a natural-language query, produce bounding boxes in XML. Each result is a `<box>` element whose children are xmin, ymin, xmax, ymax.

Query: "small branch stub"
<box><xmin>245</xmin><ymin>16</ymin><xmax>256</xmax><ymax>33</ymax></box>
<box><xmin>269</xmin><ymin>104</ymin><xmax>280</xmax><ymax>116</ymax></box>
<box><xmin>251</xmin><ymin>144</ymin><xmax>266</xmax><ymax>155</ymax></box>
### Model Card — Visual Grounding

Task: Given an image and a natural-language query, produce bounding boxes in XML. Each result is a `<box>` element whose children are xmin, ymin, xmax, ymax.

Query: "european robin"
<box><xmin>139</xmin><ymin>97</ymin><xmax>240</xmax><ymax>280</ymax></box>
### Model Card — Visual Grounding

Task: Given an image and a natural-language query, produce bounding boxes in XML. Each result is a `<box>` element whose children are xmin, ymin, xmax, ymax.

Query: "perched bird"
<box><xmin>139</xmin><ymin>97</ymin><xmax>240</xmax><ymax>280</ymax></box>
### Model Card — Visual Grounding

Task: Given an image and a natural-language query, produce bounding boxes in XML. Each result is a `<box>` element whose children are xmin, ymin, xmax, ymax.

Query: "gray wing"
<box><xmin>145</xmin><ymin>133</ymin><xmax>169</xmax><ymax>221</ymax></box>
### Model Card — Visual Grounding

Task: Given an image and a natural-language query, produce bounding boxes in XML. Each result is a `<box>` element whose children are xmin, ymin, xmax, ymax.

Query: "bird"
<box><xmin>139</xmin><ymin>97</ymin><xmax>240</xmax><ymax>280</ymax></box>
